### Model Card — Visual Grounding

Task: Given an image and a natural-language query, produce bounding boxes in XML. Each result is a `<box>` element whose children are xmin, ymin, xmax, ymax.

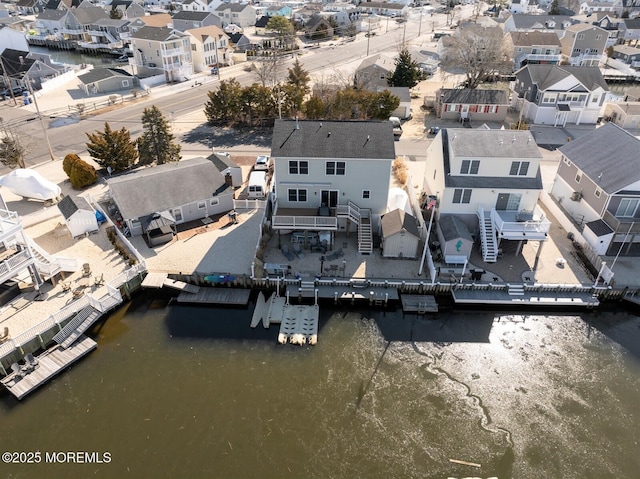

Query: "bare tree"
<box><xmin>253</xmin><ymin>52</ymin><xmax>286</xmax><ymax>87</ymax></box>
<box><xmin>440</xmin><ymin>25</ymin><xmax>512</xmax><ymax>89</ymax></box>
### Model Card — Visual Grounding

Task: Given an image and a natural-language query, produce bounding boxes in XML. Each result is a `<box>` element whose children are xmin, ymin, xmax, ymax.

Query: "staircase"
<box><xmin>22</xmin><ymin>234</ymin><xmax>78</xmax><ymax>279</ymax></box>
<box><xmin>52</xmin><ymin>305</ymin><xmax>102</xmax><ymax>349</ymax></box>
<box><xmin>478</xmin><ymin>207</ymin><xmax>498</xmax><ymax>263</ymax></box>
<box><xmin>337</xmin><ymin>201</ymin><xmax>373</xmax><ymax>254</ymax></box>
<box><xmin>507</xmin><ymin>284</ymin><xmax>525</xmax><ymax>296</ymax></box>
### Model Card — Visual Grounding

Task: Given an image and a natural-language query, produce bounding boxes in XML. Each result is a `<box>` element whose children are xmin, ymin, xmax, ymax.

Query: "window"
<box><xmin>326</xmin><ymin>161</ymin><xmax>346</xmax><ymax>175</ymax></box>
<box><xmin>452</xmin><ymin>189</ymin><xmax>472</xmax><ymax>204</ymax></box>
<box><xmin>288</xmin><ymin>189</ymin><xmax>307</xmax><ymax>202</ymax></box>
<box><xmin>362</xmin><ymin>190</ymin><xmax>370</xmax><ymax>199</ymax></box>
<box><xmin>575</xmin><ymin>173</ymin><xmax>582</xmax><ymax>183</ymax></box>
<box><xmin>460</xmin><ymin>160</ymin><xmax>480</xmax><ymax>175</ymax></box>
<box><xmin>122</xmin><ymin>80</ymin><xmax>129</xmax><ymax>87</ymax></box>
<box><xmin>592</xmin><ymin>95</ymin><xmax>599</xmax><ymax>103</ymax></box>
<box><xmin>542</xmin><ymin>93</ymin><xmax>556</xmax><ymax>103</ymax></box>
<box><xmin>578</xmin><ymin>33</ymin><xmax>585</xmax><ymax>40</ymax></box>
<box><xmin>616</xmin><ymin>198</ymin><xmax>639</xmax><ymax>217</ymax></box>
<box><xmin>595</xmin><ymin>188</ymin><xmax>602</xmax><ymax>198</ymax></box>
<box><xmin>197</xmin><ymin>201</ymin><xmax>206</xmax><ymax>210</ymax></box>
<box><xmin>289</xmin><ymin>160</ymin><xmax>308</xmax><ymax>174</ymax></box>
<box><xmin>509</xmin><ymin>161</ymin><xmax>529</xmax><ymax>176</ymax></box>
<box><xmin>595</xmin><ymin>34</ymin><xmax>602</xmax><ymax>40</ymax></box>
<box><xmin>210</xmin><ymin>198</ymin><xmax>219</xmax><ymax>206</ymax></box>
<box><xmin>563</xmin><ymin>156</ymin><xmax>571</xmax><ymax>166</ymax></box>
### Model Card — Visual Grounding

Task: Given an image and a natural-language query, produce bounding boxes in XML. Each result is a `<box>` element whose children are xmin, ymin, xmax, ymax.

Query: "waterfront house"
<box><xmin>510</xmin><ymin>64</ymin><xmax>609</xmax><ymax>126</ymax></box>
<box><xmin>128</xmin><ymin>14</ymin><xmax>172</xmax><ymax>35</ymax></box>
<box><xmin>214</xmin><ymin>4</ymin><xmax>257</xmax><ymax>28</ymax></box>
<box><xmin>422</xmin><ymin>128</ymin><xmax>550</xmax><ymax>263</ymax></box>
<box><xmin>15</xmin><ymin>0</ymin><xmax>47</xmax><ymax>15</ymax></box>
<box><xmin>559</xmin><ymin>24</ymin><xmax>607</xmax><ymax>66</ymax></box>
<box><xmin>186</xmin><ymin>25</ymin><xmax>231</xmax><ymax>71</ymax></box>
<box><xmin>77</xmin><ymin>17</ymin><xmax>129</xmax><ymax>51</ymax></box>
<box><xmin>435</xmin><ymin>88</ymin><xmax>509</xmax><ymax>123</ymax></box>
<box><xmin>57</xmin><ymin>195</ymin><xmax>99</xmax><ymax>238</ymax></box>
<box><xmin>380</xmin><ymin>208</ymin><xmax>420</xmax><ymax>259</ymax></box>
<box><xmin>507</xmin><ymin>31</ymin><xmax>563</xmax><ymax>69</ymax></box>
<box><xmin>171</xmin><ymin>10</ymin><xmax>221</xmax><ymax>32</ymax></box>
<box><xmin>502</xmin><ymin>14</ymin><xmax>576</xmax><ymax>34</ymax></box>
<box><xmin>0</xmin><ymin>26</ymin><xmax>29</xmax><ymax>53</ymax></box>
<box><xmin>269</xmin><ymin>119</ymin><xmax>396</xmax><ymax>254</ymax></box>
<box><xmin>129</xmin><ymin>26</ymin><xmax>192</xmax><ymax>82</ymax></box>
<box><xmin>611</xmin><ymin>44</ymin><xmax>640</xmax><ymax>68</ymax></box>
<box><xmin>602</xmin><ymin>101</ymin><xmax>640</xmax><ymax>128</ymax></box>
<box><xmin>619</xmin><ymin>18</ymin><xmax>640</xmax><ymax>43</ymax></box>
<box><xmin>59</xmin><ymin>5</ymin><xmax>112</xmax><ymax>45</ymax></box>
<box><xmin>106</xmin><ymin>157</ymin><xmax>234</xmax><ymax>240</ymax></box>
<box><xmin>591</xmin><ymin>13</ymin><xmax>621</xmax><ymax>47</ymax></box>
<box><xmin>550</xmin><ymin>122</ymin><xmax>640</xmax><ymax>256</ymax></box>
<box><xmin>77</xmin><ymin>67</ymin><xmax>137</xmax><ymax>94</ymax></box>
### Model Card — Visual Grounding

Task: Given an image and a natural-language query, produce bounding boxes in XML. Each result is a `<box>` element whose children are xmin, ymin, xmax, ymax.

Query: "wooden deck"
<box><xmin>401</xmin><ymin>295</ymin><xmax>438</xmax><ymax>313</ymax></box>
<box><xmin>294</xmin><ymin>284</ymin><xmax>399</xmax><ymax>302</ymax></box>
<box><xmin>141</xmin><ymin>272</ymin><xmax>168</xmax><ymax>289</ymax></box>
<box><xmin>451</xmin><ymin>287</ymin><xmax>600</xmax><ymax>308</ymax></box>
<box><xmin>142</xmin><ymin>273</ymin><xmax>199</xmax><ymax>294</ymax></box>
<box><xmin>176</xmin><ymin>287</ymin><xmax>251</xmax><ymax>305</ymax></box>
<box><xmin>1</xmin><ymin>335</ymin><xmax>97</xmax><ymax>400</ymax></box>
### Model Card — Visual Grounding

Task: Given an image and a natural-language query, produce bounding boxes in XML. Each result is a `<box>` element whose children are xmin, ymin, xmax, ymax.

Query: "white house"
<box><xmin>129</xmin><ymin>26</ymin><xmax>192</xmax><ymax>82</ymax></box>
<box><xmin>423</xmin><ymin>128</ymin><xmax>551</xmax><ymax>263</ymax></box>
<box><xmin>270</xmin><ymin>119</ymin><xmax>396</xmax><ymax>254</ymax></box>
<box><xmin>186</xmin><ymin>25</ymin><xmax>231</xmax><ymax>72</ymax></box>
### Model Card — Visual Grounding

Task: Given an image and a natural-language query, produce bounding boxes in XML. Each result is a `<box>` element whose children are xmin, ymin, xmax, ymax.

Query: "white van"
<box><xmin>248</xmin><ymin>171</ymin><xmax>267</xmax><ymax>199</ymax></box>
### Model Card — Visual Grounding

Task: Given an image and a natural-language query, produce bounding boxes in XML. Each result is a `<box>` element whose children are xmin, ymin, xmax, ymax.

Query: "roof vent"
<box><xmin>499</xmin><ymin>138</ymin><xmax>504</xmax><ymax>145</ymax></box>
<box><xmin>328</xmin><ymin>132</ymin><xmax>331</xmax><ymax>137</ymax></box>
<box><xmin>512</xmin><ymin>135</ymin><xmax>516</xmax><ymax>143</ymax></box>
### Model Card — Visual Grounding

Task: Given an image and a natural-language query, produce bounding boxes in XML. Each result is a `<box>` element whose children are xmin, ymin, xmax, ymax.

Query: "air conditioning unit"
<box><xmin>570</xmin><ymin>191</ymin><xmax>582</xmax><ymax>201</ymax></box>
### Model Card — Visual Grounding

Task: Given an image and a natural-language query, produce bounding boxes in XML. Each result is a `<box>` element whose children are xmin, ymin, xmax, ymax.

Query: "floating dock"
<box><xmin>452</xmin><ymin>286</ymin><xmax>600</xmax><ymax>308</ymax></box>
<box><xmin>250</xmin><ymin>292</ymin><xmax>268</xmax><ymax>328</ymax></box>
<box><xmin>1</xmin><ymin>335</ymin><xmax>97</xmax><ymax>400</ymax></box>
<box><xmin>277</xmin><ymin>304</ymin><xmax>320</xmax><ymax>346</ymax></box>
<box><xmin>176</xmin><ymin>287</ymin><xmax>250</xmax><ymax>305</ymax></box>
<box><xmin>401</xmin><ymin>294</ymin><xmax>438</xmax><ymax>313</ymax></box>
<box><xmin>142</xmin><ymin>272</ymin><xmax>200</xmax><ymax>294</ymax></box>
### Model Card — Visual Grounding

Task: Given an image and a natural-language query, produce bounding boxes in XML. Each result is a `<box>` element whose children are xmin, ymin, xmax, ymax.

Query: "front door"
<box><xmin>321</xmin><ymin>190</ymin><xmax>339</xmax><ymax>208</ymax></box>
<box><xmin>173</xmin><ymin>208</ymin><xmax>183</xmax><ymax>223</ymax></box>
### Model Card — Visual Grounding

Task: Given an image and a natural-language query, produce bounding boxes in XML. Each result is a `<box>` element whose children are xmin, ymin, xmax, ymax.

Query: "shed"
<box><xmin>380</xmin><ymin>208</ymin><xmax>420</xmax><ymax>259</ymax></box>
<box><xmin>436</xmin><ymin>215</ymin><xmax>473</xmax><ymax>262</ymax></box>
<box><xmin>57</xmin><ymin>195</ymin><xmax>99</xmax><ymax>238</ymax></box>
<box><xmin>583</xmin><ymin>219</ymin><xmax>614</xmax><ymax>256</ymax></box>
<box><xmin>378</xmin><ymin>86</ymin><xmax>412</xmax><ymax>119</ymax></box>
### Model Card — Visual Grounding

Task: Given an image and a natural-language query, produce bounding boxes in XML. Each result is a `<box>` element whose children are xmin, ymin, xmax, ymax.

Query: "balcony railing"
<box><xmin>602</xmin><ymin>211</ymin><xmax>640</xmax><ymax>234</ymax></box>
<box><xmin>162</xmin><ymin>47</ymin><xmax>185</xmax><ymax>56</ymax></box>
<box><xmin>272</xmin><ymin>215</ymin><xmax>337</xmax><ymax>230</ymax></box>
<box><xmin>0</xmin><ymin>249</ymin><xmax>33</xmax><ymax>283</ymax></box>
<box><xmin>492</xmin><ymin>206</ymin><xmax>551</xmax><ymax>240</ymax></box>
<box><xmin>557</xmin><ymin>100</ymin><xmax>587</xmax><ymax>108</ymax></box>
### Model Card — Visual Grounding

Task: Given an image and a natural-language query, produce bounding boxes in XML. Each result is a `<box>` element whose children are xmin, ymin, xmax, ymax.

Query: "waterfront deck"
<box><xmin>401</xmin><ymin>295</ymin><xmax>438</xmax><ymax>313</ymax></box>
<box><xmin>277</xmin><ymin>304</ymin><xmax>320</xmax><ymax>346</ymax></box>
<box><xmin>1</xmin><ymin>335</ymin><xmax>97</xmax><ymax>400</ymax></box>
<box><xmin>142</xmin><ymin>272</ymin><xmax>200</xmax><ymax>294</ymax></box>
<box><xmin>452</xmin><ymin>286</ymin><xmax>600</xmax><ymax>308</ymax></box>
<box><xmin>176</xmin><ymin>287</ymin><xmax>251</xmax><ymax>305</ymax></box>
<box><xmin>293</xmin><ymin>284</ymin><xmax>399</xmax><ymax>303</ymax></box>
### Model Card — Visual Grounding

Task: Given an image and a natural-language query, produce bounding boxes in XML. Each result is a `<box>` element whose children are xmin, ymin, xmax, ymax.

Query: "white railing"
<box><xmin>492</xmin><ymin>207</ymin><xmax>552</xmax><ymax>236</ymax></box>
<box><xmin>272</xmin><ymin>215</ymin><xmax>337</xmax><ymax>229</ymax></box>
<box><xmin>0</xmin><ymin>250</ymin><xmax>32</xmax><ymax>279</ymax></box>
<box><xmin>557</xmin><ymin>100</ymin><xmax>586</xmax><ymax>108</ymax></box>
<box><xmin>233</xmin><ymin>199</ymin><xmax>265</xmax><ymax>210</ymax></box>
<box><xmin>524</xmin><ymin>53</ymin><xmax>561</xmax><ymax>62</ymax></box>
<box><xmin>336</xmin><ymin>201</ymin><xmax>361</xmax><ymax>224</ymax></box>
<box><xmin>162</xmin><ymin>47</ymin><xmax>185</xmax><ymax>56</ymax></box>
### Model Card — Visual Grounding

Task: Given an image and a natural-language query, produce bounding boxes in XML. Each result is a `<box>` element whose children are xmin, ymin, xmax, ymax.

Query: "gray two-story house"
<box><xmin>507</xmin><ymin>31</ymin><xmax>563</xmax><ymax>69</ymax></box>
<box><xmin>171</xmin><ymin>10</ymin><xmax>221</xmax><ymax>32</ymax></box>
<box><xmin>551</xmin><ymin>123</ymin><xmax>640</xmax><ymax>256</ymax></box>
<box><xmin>559</xmin><ymin>24</ymin><xmax>608</xmax><ymax>66</ymax></box>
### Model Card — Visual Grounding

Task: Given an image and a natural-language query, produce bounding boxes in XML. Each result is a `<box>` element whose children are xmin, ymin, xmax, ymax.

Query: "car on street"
<box><xmin>0</xmin><ymin>86</ymin><xmax>26</xmax><ymax>100</ymax></box>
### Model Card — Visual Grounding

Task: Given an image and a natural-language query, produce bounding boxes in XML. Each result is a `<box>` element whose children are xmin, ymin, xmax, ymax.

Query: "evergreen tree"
<box><xmin>204</xmin><ymin>79</ymin><xmax>244</xmax><ymax>124</ymax></box>
<box><xmin>549</xmin><ymin>0</ymin><xmax>560</xmax><ymax>15</ymax></box>
<box><xmin>137</xmin><ymin>106</ymin><xmax>181</xmax><ymax>165</ymax></box>
<box><xmin>86</xmin><ymin>122</ymin><xmax>138</xmax><ymax>172</ymax></box>
<box><xmin>287</xmin><ymin>59</ymin><xmax>311</xmax><ymax>93</ymax></box>
<box><xmin>387</xmin><ymin>49</ymin><xmax>424</xmax><ymax>88</ymax></box>
<box><xmin>68</xmin><ymin>157</ymin><xmax>98</xmax><ymax>189</ymax></box>
<box><xmin>303</xmin><ymin>95</ymin><xmax>325</xmax><ymax>119</ymax></box>
<box><xmin>368</xmin><ymin>90</ymin><xmax>401</xmax><ymax>120</ymax></box>
<box><xmin>266</xmin><ymin>15</ymin><xmax>295</xmax><ymax>49</ymax></box>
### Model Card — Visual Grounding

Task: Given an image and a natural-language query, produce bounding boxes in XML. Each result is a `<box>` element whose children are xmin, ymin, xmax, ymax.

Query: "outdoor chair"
<box><xmin>292</xmin><ymin>243</ymin><xmax>304</xmax><ymax>259</ymax></box>
<box><xmin>282</xmin><ymin>245</ymin><xmax>295</xmax><ymax>261</ymax></box>
<box><xmin>82</xmin><ymin>263</ymin><xmax>91</xmax><ymax>277</ymax></box>
<box><xmin>10</xmin><ymin>362</ymin><xmax>23</xmax><ymax>379</ymax></box>
<box><xmin>94</xmin><ymin>274</ymin><xmax>104</xmax><ymax>286</ymax></box>
<box><xmin>25</xmin><ymin>353</ymin><xmax>38</xmax><ymax>369</ymax></box>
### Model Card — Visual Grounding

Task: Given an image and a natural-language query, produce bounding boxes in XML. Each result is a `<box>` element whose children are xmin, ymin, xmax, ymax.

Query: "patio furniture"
<box><xmin>10</xmin><ymin>362</ymin><xmax>23</xmax><ymax>380</ymax></box>
<box><xmin>94</xmin><ymin>274</ymin><xmax>104</xmax><ymax>286</ymax></box>
<box><xmin>282</xmin><ymin>245</ymin><xmax>295</xmax><ymax>261</ymax></box>
<box><xmin>82</xmin><ymin>263</ymin><xmax>91</xmax><ymax>277</ymax></box>
<box><xmin>292</xmin><ymin>243</ymin><xmax>305</xmax><ymax>259</ymax></box>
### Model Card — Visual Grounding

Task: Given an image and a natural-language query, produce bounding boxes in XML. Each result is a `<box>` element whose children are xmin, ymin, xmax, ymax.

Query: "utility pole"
<box><xmin>25</xmin><ymin>73</ymin><xmax>55</xmax><ymax>162</ymax></box>
<box><xmin>419</xmin><ymin>9</ymin><xmax>423</xmax><ymax>37</ymax></box>
<box><xmin>366</xmin><ymin>16</ymin><xmax>371</xmax><ymax>56</ymax></box>
<box><xmin>213</xmin><ymin>36</ymin><xmax>221</xmax><ymax>81</ymax></box>
<box><xmin>403</xmin><ymin>20</ymin><xmax>407</xmax><ymax>45</ymax></box>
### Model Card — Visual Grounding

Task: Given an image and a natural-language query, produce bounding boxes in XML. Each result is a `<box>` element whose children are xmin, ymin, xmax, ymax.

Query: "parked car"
<box><xmin>1</xmin><ymin>86</ymin><xmax>25</xmax><ymax>99</ymax></box>
<box><xmin>254</xmin><ymin>155</ymin><xmax>271</xmax><ymax>171</ymax></box>
<box><xmin>428</xmin><ymin>126</ymin><xmax>440</xmax><ymax>135</ymax></box>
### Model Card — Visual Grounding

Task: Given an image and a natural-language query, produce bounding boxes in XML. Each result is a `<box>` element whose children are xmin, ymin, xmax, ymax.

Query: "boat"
<box><xmin>204</xmin><ymin>275</ymin><xmax>236</xmax><ymax>283</ymax></box>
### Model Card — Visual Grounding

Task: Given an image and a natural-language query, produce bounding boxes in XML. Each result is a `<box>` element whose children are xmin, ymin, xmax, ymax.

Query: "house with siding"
<box><xmin>129</xmin><ymin>26</ymin><xmax>192</xmax><ymax>82</ymax></box>
<box><xmin>619</xmin><ymin>18</ymin><xmax>640</xmax><ymax>43</ymax></box>
<box><xmin>186</xmin><ymin>25</ymin><xmax>231</xmax><ymax>71</ymax></box>
<box><xmin>502</xmin><ymin>14</ymin><xmax>576</xmax><ymax>34</ymax></box>
<box><xmin>550</xmin><ymin>123</ymin><xmax>640</xmax><ymax>256</ymax></box>
<box><xmin>435</xmin><ymin>88</ymin><xmax>509</xmax><ymax>123</ymax></box>
<box><xmin>269</xmin><ymin>119</ymin><xmax>396</xmax><ymax>255</ymax></box>
<box><xmin>602</xmin><ymin>101</ymin><xmax>640</xmax><ymax>129</ymax></box>
<box><xmin>171</xmin><ymin>10</ymin><xmax>221</xmax><ymax>32</ymax></box>
<box><xmin>422</xmin><ymin>128</ymin><xmax>550</xmax><ymax>263</ymax></box>
<box><xmin>77</xmin><ymin>67</ymin><xmax>137</xmax><ymax>94</ymax></box>
<box><xmin>354</xmin><ymin>53</ymin><xmax>394</xmax><ymax>90</ymax></box>
<box><xmin>507</xmin><ymin>31</ymin><xmax>563</xmax><ymax>69</ymax></box>
<box><xmin>510</xmin><ymin>64</ymin><xmax>609</xmax><ymax>126</ymax></box>
<box><xmin>559</xmin><ymin>23</ymin><xmax>607</xmax><ymax>66</ymax></box>
<box><xmin>214</xmin><ymin>4</ymin><xmax>257</xmax><ymax>28</ymax></box>
<box><xmin>106</xmin><ymin>157</ymin><xmax>234</xmax><ymax>239</ymax></box>
<box><xmin>611</xmin><ymin>44</ymin><xmax>640</xmax><ymax>67</ymax></box>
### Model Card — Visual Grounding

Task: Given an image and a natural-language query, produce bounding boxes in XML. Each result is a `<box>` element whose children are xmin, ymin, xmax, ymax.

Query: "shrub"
<box><xmin>68</xmin><ymin>157</ymin><xmax>98</xmax><ymax>189</ymax></box>
<box><xmin>392</xmin><ymin>157</ymin><xmax>408</xmax><ymax>185</ymax></box>
<box><xmin>62</xmin><ymin>153</ymin><xmax>81</xmax><ymax>177</ymax></box>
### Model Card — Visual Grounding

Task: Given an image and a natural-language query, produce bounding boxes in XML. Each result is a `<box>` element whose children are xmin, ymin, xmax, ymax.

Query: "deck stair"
<box><xmin>507</xmin><ymin>284</ymin><xmax>525</xmax><ymax>296</ymax></box>
<box><xmin>51</xmin><ymin>305</ymin><xmax>101</xmax><ymax>349</ymax></box>
<box><xmin>478</xmin><ymin>207</ymin><xmax>498</xmax><ymax>263</ymax></box>
<box><xmin>337</xmin><ymin>201</ymin><xmax>373</xmax><ymax>254</ymax></box>
<box><xmin>298</xmin><ymin>280</ymin><xmax>316</xmax><ymax>297</ymax></box>
<box><xmin>22</xmin><ymin>235</ymin><xmax>78</xmax><ymax>278</ymax></box>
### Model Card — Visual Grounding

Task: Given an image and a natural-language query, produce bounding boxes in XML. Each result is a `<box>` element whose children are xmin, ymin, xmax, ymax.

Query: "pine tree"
<box><xmin>137</xmin><ymin>106</ymin><xmax>181</xmax><ymax>165</ymax></box>
<box><xmin>549</xmin><ymin>0</ymin><xmax>560</xmax><ymax>15</ymax></box>
<box><xmin>387</xmin><ymin>49</ymin><xmax>424</xmax><ymax>88</ymax></box>
<box><xmin>204</xmin><ymin>79</ymin><xmax>244</xmax><ymax>124</ymax></box>
<box><xmin>303</xmin><ymin>95</ymin><xmax>325</xmax><ymax>119</ymax></box>
<box><xmin>287</xmin><ymin>59</ymin><xmax>310</xmax><ymax>92</ymax></box>
<box><xmin>86</xmin><ymin>122</ymin><xmax>138</xmax><ymax>173</ymax></box>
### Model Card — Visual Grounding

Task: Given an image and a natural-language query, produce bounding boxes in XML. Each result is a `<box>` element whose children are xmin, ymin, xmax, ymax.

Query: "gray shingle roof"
<box><xmin>68</xmin><ymin>6</ymin><xmax>110</xmax><ymax>24</ymax></box>
<box><xmin>130</xmin><ymin>26</ymin><xmax>185</xmax><ymax>41</ymax></box>
<box><xmin>172</xmin><ymin>10</ymin><xmax>213</xmax><ymax>21</ymax></box>
<box><xmin>439</xmin><ymin>214</ymin><xmax>473</xmax><ymax>242</ymax></box>
<box><xmin>107</xmin><ymin>157</ymin><xmax>228</xmax><ymax>220</ymax></box>
<box><xmin>271</xmin><ymin>119</ymin><xmax>395</xmax><ymax>160</ymax></box>
<box><xmin>381</xmin><ymin>208</ymin><xmax>420</xmax><ymax>238</ymax></box>
<box><xmin>525</xmin><ymin>64</ymin><xmax>609</xmax><ymax>92</ymax></box>
<box><xmin>57</xmin><ymin>195</ymin><xmax>92</xmax><ymax>219</ymax></box>
<box><xmin>36</xmin><ymin>9</ymin><xmax>66</xmax><ymax>21</ymax></box>
<box><xmin>440</xmin><ymin>88</ymin><xmax>508</xmax><ymax>105</ymax></box>
<box><xmin>77</xmin><ymin>67</ymin><xmax>132</xmax><ymax>84</ymax></box>
<box><xmin>509</xmin><ymin>31</ymin><xmax>562</xmax><ymax>47</ymax></box>
<box><xmin>585</xmin><ymin>219</ymin><xmax>614</xmax><ymax>237</ymax></box>
<box><xmin>558</xmin><ymin>123</ymin><xmax>640</xmax><ymax>194</ymax></box>
<box><xmin>509</xmin><ymin>14</ymin><xmax>576</xmax><ymax>29</ymax></box>
<box><xmin>623</xmin><ymin>18</ymin><xmax>640</xmax><ymax>30</ymax></box>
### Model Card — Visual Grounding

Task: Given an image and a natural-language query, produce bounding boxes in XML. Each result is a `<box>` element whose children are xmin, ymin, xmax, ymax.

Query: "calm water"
<box><xmin>30</xmin><ymin>46</ymin><xmax>126</xmax><ymax>68</ymax></box>
<box><xmin>1</xmin><ymin>292</ymin><xmax>640</xmax><ymax>479</ymax></box>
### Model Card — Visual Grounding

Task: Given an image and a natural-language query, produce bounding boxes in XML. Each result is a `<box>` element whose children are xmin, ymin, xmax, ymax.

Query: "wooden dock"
<box><xmin>401</xmin><ymin>295</ymin><xmax>438</xmax><ymax>313</ymax></box>
<box><xmin>294</xmin><ymin>284</ymin><xmax>399</xmax><ymax>303</ymax></box>
<box><xmin>176</xmin><ymin>287</ymin><xmax>251</xmax><ymax>305</ymax></box>
<box><xmin>265</xmin><ymin>295</ymin><xmax>287</xmax><ymax>327</ymax></box>
<box><xmin>452</xmin><ymin>287</ymin><xmax>600</xmax><ymax>308</ymax></box>
<box><xmin>1</xmin><ymin>335</ymin><xmax>97</xmax><ymax>400</ymax></box>
<box><xmin>142</xmin><ymin>272</ymin><xmax>200</xmax><ymax>294</ymax></box>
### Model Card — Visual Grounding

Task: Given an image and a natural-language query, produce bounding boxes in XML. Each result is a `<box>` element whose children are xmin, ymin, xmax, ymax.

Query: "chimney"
<box><xmin>19</xmin><ymin>56</ymin><xmax>24</xmax><ymax>65</ymax></box>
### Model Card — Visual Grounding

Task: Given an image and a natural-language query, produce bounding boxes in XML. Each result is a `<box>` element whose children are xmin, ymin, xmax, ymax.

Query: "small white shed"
<box><xmin>57</xmin><ymin>195</ymin><xmax>99</xmax><ymax>238</ymax></box>
<box><xmin>380</xmin><ymin>208</ymin><xmax>421</xmax><ymax>259</ymax></box>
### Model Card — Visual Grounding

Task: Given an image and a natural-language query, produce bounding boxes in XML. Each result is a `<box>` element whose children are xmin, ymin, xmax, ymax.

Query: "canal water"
<box><xmin>1</xmin><ymin>292</ymin><xmax>640</xmax><ymax>479</ymax></box>
<box><xmin>30</xmin><ymin>46</ymin><xmax>128</xmax><ymax>69</ymax></box>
